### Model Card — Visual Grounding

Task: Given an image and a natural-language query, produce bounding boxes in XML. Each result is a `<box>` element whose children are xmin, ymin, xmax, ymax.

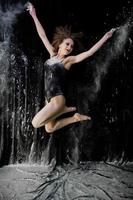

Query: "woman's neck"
<box><xmin>56</xmin><ymin>54</ymin><xmax>65</xmax><ymax>60</ymax></box>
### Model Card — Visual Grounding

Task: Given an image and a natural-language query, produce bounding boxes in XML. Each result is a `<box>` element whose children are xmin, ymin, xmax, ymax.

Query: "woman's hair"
<box><xmin>52</xmin><ymin>25</ymin><xmax>84</xmax><ymax>54</ymax></box>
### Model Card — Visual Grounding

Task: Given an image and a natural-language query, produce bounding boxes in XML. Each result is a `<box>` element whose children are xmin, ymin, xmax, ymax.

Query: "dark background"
<box><xmin>0</xmin><ymin>0</ymin><xmax>133</xmax><ymax>166</ymax></box>
<box><xmin>11</xmin><ymin>0</ymin><xmax>132</xmax><ymax>53</ymax></box>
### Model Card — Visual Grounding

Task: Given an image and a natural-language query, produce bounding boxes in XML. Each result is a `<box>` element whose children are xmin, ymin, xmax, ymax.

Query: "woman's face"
<box><xmin>59</xmin><ymin>38</ymin><xmax>74</xmax><ymax>56</ymax></box>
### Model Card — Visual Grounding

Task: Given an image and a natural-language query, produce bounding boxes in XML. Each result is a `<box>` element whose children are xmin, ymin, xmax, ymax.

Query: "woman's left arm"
<box><xmin>70</xmin><ymin>28</ymin><xmax>116</xmax><ymax>65</ymax></box>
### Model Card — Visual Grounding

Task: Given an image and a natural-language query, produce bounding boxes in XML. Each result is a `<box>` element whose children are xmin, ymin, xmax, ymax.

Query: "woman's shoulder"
<box><xmin>63</xmin><ymin>56</ymin><xmax>76</xmax><ymax>65</ymax></box>
<box><xmin>63</xmin><ymin>56</ymin><xmax>76</xmax><ymax>70</ymax></box>
<box><xmin>45</xmin><ymin>55</ymin><xmax>61</xmax><ymax>66</ymax></box>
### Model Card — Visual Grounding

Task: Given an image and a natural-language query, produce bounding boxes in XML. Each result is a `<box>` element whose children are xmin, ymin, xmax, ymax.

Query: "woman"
<box><xmin>27</xmin><ymin>3</ymin><xmax>116</xmax><ymax>133</ymax></box>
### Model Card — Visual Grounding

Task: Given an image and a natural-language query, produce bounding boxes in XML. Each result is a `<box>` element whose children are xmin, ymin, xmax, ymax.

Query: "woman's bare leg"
<box><xmin>44</xmin><ymin>98</ymin><xmax>76</xmax><ymax>118</ymax></box>
<box><xmin>32</xmin><ymin>95</ymin><xmax>76</xmax><ymax>128</ymax></box>
<box><xmin>45</xmin><ymin>105</ymin><xmax>76</xmax><ymax>122</ymax></box>
<box><xmin>45</xmin><ymin>113</ymin><xmax>91</xmax><ymax>133</ymax></box>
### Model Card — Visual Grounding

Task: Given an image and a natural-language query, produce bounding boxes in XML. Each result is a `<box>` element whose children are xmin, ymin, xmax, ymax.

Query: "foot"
<box><xmin>73</xmin><ymin>113</ymin><xmax>91</xmax><ymax>122</ymax></box>
<box><xmin>63</xmin><ymin>106</ymin><xmax>76</xmax><ymax>114</ymax></box>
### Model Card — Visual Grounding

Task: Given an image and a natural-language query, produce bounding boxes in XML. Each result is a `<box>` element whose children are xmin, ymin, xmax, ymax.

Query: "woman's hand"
<box><xmin>26</xmin><ymin>2</ymin><xmax>36</xmax><ymax>18</ymax></box>
<box><xmin>105</xmin><ymin>28</ymin><xmax>116</xmax><ymax>39</ymax></box>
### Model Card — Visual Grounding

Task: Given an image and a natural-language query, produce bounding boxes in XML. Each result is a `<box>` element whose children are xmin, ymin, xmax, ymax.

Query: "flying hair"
<box><xmin>52</xmin><ymin>25</ymin><xmax>84</xmax><ymax>53</ymax></box>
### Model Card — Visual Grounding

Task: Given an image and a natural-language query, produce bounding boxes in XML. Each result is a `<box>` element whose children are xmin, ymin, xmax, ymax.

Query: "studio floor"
<box><xmin>0</xmin><ymin>162</ymin><xmax>133</xmax><ymax>200</ymax></box>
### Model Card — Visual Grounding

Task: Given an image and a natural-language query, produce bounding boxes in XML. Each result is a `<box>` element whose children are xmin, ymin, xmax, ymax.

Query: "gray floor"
<box><xmin>0</xmin><ymin>162</ymin><xmax>133</xmax><ymax>200</ymax></box>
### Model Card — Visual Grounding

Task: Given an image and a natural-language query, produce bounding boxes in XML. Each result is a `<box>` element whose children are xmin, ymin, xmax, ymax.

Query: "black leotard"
<box><xmin>44</xmin><ymin>56</ymin><xmax>68</xmax><ymax>102</ymax></box>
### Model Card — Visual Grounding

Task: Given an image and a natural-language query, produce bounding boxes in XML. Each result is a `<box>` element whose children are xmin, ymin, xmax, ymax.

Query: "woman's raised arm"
<box><xmin>67</xmin><ymin>28</ymin><xmax>116</xmax><ymax>66</ymax></box>
<box><xmin>27</xmin><ymin>2</ymin><xmax>55</xmax><ymax>57</ymax></box>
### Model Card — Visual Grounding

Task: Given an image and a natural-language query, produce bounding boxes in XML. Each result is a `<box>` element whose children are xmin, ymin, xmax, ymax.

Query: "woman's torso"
<box><xmin>44</xmin><ymin>56</ymin><xmax>68</xmax><ymax>101</ymax></box>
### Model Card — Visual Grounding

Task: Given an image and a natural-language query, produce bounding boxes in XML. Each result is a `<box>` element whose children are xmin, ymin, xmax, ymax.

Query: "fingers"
<box><xmin>110</xmin><ymin>28</ymin><xmax>116</xmax><ymax>33</ymax></box>
<box><xmin>26</xmin><ymin>2</ymin><xmax>34</xmax><ymax>11</ymax></box>
<box><xmin>115</xmin><ymin>27</ymin><xmax>120</xmax><ymax>31</ymax></box>
<box><xmin>110</xmin><ymin>27</ymin><xmax>120</xmax><ymax>33</ymax></box>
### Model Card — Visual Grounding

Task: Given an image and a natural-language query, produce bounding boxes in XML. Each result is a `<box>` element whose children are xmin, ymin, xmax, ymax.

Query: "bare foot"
<box><xmin>73</xmin><ymin>113</ymin><xmax>91</xmax><ymax>122</ymax></box>
<box><xmin>63</xmin><ymin>106</ymin><xmax>76</xmax><ymax>114</ymax></box>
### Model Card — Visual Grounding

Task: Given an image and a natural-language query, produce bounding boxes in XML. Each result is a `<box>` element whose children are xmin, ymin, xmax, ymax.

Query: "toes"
<box><xmin>71</xmin><ymin>107</ymin><xmax>76</xmax><ymax>111</ymax></box>
<box><xmin>67</xmin><ymin>107</ymin><xmax>76</xmax><ymax>112</ymax></box>
<box><xmin>84</xmin><ymin>115</ymin><xmax>91</xmax><ymax>120</ymax></box>
<box><xmin>74</xmin><ymin>113</ymin><xmax>91</xmax><ymax>122</ymax></box>
<box><xmin>86</xmin><ymin>116</ymin><xmax>91</xmax><ymax>120</ymax></box>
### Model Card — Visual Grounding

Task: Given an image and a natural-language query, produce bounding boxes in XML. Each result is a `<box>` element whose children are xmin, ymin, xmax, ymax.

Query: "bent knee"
<box><xmin>32</xmin><ymin>118</ymin><xmax>41</xmax><ymax>128</ymax></box>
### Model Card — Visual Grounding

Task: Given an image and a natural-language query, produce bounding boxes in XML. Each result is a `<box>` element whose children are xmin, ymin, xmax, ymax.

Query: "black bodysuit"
<box><xmin>44</xmin><ymin>57</ymin><xmax>68</xmax><ymax>102</ymax></box>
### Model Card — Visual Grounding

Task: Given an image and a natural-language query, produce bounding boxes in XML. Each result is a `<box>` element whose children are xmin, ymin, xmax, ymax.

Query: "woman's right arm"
<box><xmin>27</xmin><ymin>3</ymin><xmax>55</xmax><ymax>57</ymax></box>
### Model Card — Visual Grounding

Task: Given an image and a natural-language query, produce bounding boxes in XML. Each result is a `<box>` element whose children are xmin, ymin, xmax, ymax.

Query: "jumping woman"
<box><xmin>27</xmin><ymin>3</ymin><xmax>116</xmax><ymax>133</ymax></box>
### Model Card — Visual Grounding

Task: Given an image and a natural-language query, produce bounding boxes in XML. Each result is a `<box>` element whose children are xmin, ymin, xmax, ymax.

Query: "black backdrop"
<box><xmin>0</xmin><ymin>0</ymin><xmax>133</xmax><ymax>166</ymax></box>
